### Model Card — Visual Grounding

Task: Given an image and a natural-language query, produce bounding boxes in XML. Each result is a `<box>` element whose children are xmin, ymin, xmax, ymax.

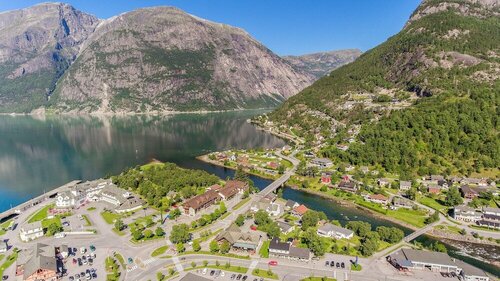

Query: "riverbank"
<box><xmin>195</xmin><ymin>154</ymin><xmax>280</xmax><ymax>181</ymax></box>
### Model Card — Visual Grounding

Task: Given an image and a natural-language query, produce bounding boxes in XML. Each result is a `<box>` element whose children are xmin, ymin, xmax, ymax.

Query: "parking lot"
<box><xmin>62</xmin><ymin>245</ymin><xmax>101</xmax><ymax>281</ymax></box>
<box><xmin>191</xmin><ymin>268</ymin><xmax>266</xmax><ymax>281</ymax></box>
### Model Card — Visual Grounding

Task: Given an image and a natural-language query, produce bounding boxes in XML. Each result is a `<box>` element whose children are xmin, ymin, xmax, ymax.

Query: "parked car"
<box><xmin>2</xmin><ymin>276</ymin><xmax>7</xmax><ymax>280</ymax></box>
<box><xmin>330</xmin><ymin>261</ymin><xmax>335</xmax><ymax>267</ymax></box>
<box><xmin>336</xmin><ymin>262</ymin><xmax>340</xmax><ymax>268</ymax></box>
<box><xmin>230</xmin><ymin>274</ymin><xmax>236</xmax><ymax>279</ymax></box>
<box><xmin>341</xmin><ymin>262</ymin><xmax>345</xmax><ymax>269</ymax></box>
<box><xmin>202</xmin><ymin>268</ymin><xmax>208</xmax><ymax>275</ymax></box>
<box><xmin>210</xmin><ymin>270</ymin><xmax>215</xmax><ymax>276</ymax></box>
<box><xmin>128</xmin><ymin>257</ymin><xmax>133</xmax><ymax>264</ymax></box>
<box><xmin>268</xmin><ymin>261</ymin><xmax>278</xmax><ymax>266</ymax></box>
<box><xmin>236</xmin><ymin>274</ymin><xmax>242</xmax><ymax>280</ymax></box>
<box><xmin>325</xmin><ymin>261</ymin><xmax>329</xmax><ymax>266</ymax></box>
<box><xmin>242</xmin><ymin>276</ymin><xmax>248</xmax><ymax>281</ymax></box>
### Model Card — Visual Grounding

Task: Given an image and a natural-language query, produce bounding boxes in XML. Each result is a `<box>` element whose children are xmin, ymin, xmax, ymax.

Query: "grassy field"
<box><xmin>152</xmin><ymin>245</ymin><xmax>170</xmax><ymax>257</ymax></box>
<box><xmin>252</xmin><ymin>268</ymin><xmax>279</xmax><ymax>280</ymax></box>
<box><xmin>351</xmin><ymin>264</ymin><xmax>362</xmax><ymax>271</ymax></box>
<box><xmin>101</xmin><ymin>211</ymin><xmax>121</xmax><ymax>224</ymax></box>
<box><xmin>259</xmin><ymin>240</ymin><xmax>270</xmax><ymax>258</ymax></box>
<box><xmin>41</xmin><ymin>217</ymin><xmax>62</xmax><ymax>228</ymax></box>
<box><xmin>0</xmin><ymin>219</ymin><xmax>13</xmax><ymax>235</ymax></box>
<box><xmin>87</xmin><ymin>207</ymin><xmax>97</xmax><ymax>211</ymax></box>
<box><xmin>114</xmin><ymin>253</ymin><xmax>126</xmax><ymax>268</ymax></box>
<box><xmin>386</xmin><ymin>208</ymin><xmax>427</xmax><ymax>228</ymax></box>
<box><xmin>417</xmin><ymin>196</ymin><xmax>448</xmax><ymax>213</ymax></box>
<box><xmin>27</xmin><ymin>204</ymin><xmax>52</xmax><ymax>223</ymax></box>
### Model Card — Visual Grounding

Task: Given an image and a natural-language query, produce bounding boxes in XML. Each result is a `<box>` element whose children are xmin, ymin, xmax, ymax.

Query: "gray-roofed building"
<box><xmin>317</xmin><ymin>223</ymin><xmax>353</xmax><ymax>239</ymax></box>
<box><xmin>19</xmin><ymin>221</ymin><xmax>44</xmax><ymax>242</ymax></box>
<box><xmin>16</xmin><ymin>243</ymin><xmax>57</xmax><ymax>281</ymax></box>
<box><xmin>388</xmin><ymin>248</ymin><xmax>489</xmax><ymax>281</ymax></box>
<box><xmin>180</xmin><ymin>273</ymin><xmax>213</xmax><ymax>281</ymax></box>
<box><xmin>276</xmin><ymin>221</ymin><xmax>294</xmax><ymax>234</ymax></box>
<box><xmin>285</xmin><ymin>200</ymin><xmax>299</xmax><ymax>210</ymax></box>
<box><xmin>215</xmin><ymin>224</ymin><xmax>260</xmax><ymax>252</ymax></box>
<box><xmin>268</xmin><ymin>238</ymin><xmax>311</xmax><ymax>261</ymax></box>
<box><xmin>399</xmin><ymin>181</ymin><xmax>411</xmax><ymax>191</ymax></box>
<box><xmin>116</xmin><ymin>196</ymin><xmax>145</xmax><ymax>213</ymax></box>
<box><xmin>310</xmin><ymin>158</ymin><xmax>333</xmax><ymax>168</ymax></box>
<box><xmin>453</xmin><ymin>205</ymin><xmax>481</xmax><ymax>223</ymax></box>
<box><xmin>392</xmin><ymin>197</ymin><xmax>414</xmax><ymax>209</ymax></box>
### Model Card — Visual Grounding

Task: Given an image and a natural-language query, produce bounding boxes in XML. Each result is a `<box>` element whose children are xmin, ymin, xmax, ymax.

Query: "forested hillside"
<box><xmin>269</xmin><ymin>0</ymin><xmax>499</xmax><ymax>176</ymax></box>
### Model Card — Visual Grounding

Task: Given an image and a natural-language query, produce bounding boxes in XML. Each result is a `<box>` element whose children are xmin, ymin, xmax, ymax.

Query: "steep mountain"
<box><xmin>283</xmin><ymin>49</ymin><xmax>362</xmax><ymax>79</ymax></box>
<box><xmin>0</xmin><ymin>3</ymin><xmax>100</xmax><ymax>112</ymax></box>
<box><xmin>268</xmin><ymin>0</ymin><xmax>499</xmax><ymax>176</ymax></box>
<box><xmin>49</xmin><ymin>7</ymin><xmax>314</xmax><ymax>113</ymax></box>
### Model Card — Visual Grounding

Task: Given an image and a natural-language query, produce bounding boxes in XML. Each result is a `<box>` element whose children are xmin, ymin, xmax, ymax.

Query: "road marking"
<box><xmin>127</xmin><ymin>264</ymin><xmax>138</xmax><ymax>272</ymax></box>
<box><xmin>248</xmin><ymin>260</ymin><xmax>258</xmax><ymax>272</ymax></box>
<box><xmin>172</xmin><ymin>256</ymin><xmax>184</xmax><ymax>272</ymax></box>
<box><xmin>143</xmin><ymin>257</ymin><xmax>157</xmax><ymax>266</ymax></box>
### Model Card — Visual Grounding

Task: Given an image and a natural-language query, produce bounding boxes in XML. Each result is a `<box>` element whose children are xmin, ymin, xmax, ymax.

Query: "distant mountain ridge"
<box><xmin>0</xmin><ymin>3</ymin><xmax>319</xmax><ymax>113</ymax></box>
<box><xmin>283</xmin><ymin>49</ymin><xmax>362</xmax><ymax>79</ymax></box>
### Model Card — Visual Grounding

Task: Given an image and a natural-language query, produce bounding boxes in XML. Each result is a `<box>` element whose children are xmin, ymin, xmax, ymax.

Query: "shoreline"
<box><xmin>0</xmin><ymin>107</ymin><xmax>275</xmax><ymax>117</ymax></box>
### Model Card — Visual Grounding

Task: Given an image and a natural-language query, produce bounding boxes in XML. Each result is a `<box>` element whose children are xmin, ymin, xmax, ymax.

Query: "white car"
<box><xmin>202</xmin><ymin>268</ymin><xmax>208</xmax><ymax>275</ymax></box>
<box><xmin>80</xmin><ymin>247</ymin><xmax>86</xmax><ymax>254</ymax></box>
<box><xmin>221</xmin><ymin>271</ymin><xmax>225</xmax><ymax>277</ymax></box>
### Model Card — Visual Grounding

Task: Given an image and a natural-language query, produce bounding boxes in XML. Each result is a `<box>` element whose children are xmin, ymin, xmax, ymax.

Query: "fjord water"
<box><xmin>0</xmin><ymin>112</ymin><xmax>498</xmax><ymax>276</ymax></box>
<box><xmin>0</xmin><ymin>111</ymin><xmax>285</xmax><ymax>211</ymax></box>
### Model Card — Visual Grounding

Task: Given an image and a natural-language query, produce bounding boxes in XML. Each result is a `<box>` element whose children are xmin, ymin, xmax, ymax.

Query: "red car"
<box><xmin>268</xmin><ymin>261</ymin><xmax>278</xmax><ymax>266</ymax></box>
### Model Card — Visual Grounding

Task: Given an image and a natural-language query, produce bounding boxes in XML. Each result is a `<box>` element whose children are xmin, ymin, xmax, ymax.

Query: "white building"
<box><xmin>20</xmin><ymin>221</ymin><xmax>44</xmax><ymax>242</ymax></box>
<box><xmin>100</xmin><ymin>185</ymin><xmax>131</xmax><ymax>206</ymax></box>
<box><xmin>55</xmin><ymin>190</ymin><xmax>85</xmax><ymax>209</ymax></box>
<box><xmin>453</xmin><ymin>205</ymin><xmax>481</xmax><ymax>223</ymax></box>
<box><xmin>317</xmin><ymin>223</ymin><xmax>353</xmax><ymax>239</ymax></box>
<box><xmin>0</xmin><ymin>241</ymin><xmax>7</xmax><ymax>253</ymax></box>
<box><xmin>399</xmin><ymin>181</ymin><xmax>411</xmax><ymax>191</ymax></box>
<box><xmin>310</xmin><ymin>158</ymin><xmax>333</xmax><ymax>168</ymax></box>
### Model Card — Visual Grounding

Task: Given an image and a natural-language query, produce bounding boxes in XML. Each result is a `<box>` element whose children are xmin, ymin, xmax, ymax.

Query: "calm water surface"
<box><xmin>0</xmin><ymin>112</ymin><xmax>498</xmax><ymax>276</ymax></box>
<box><xmin>0</xmin><ymin>111</ymin><xmax>285</xmax><ymax>210</ymax></box>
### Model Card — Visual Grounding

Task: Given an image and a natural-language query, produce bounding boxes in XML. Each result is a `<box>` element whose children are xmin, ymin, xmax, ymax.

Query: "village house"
<box><xmin>310</xmin><ymin>158</ymin><xmax>333</xmax><ymax>168</ymax></box>
<box><xmin>392</xmin><ymin>197</ymin><xmax>414</xmax><ymax>209</ymax></box>
<box><xmin>215</xmin><ymin>224</ymin><xmax>260</xmax><ymax>253</ymax></box>
<box><xmin>337</xmin><ymin>176</ymin><xmax>358</xmax><ymax>193</ymax></box>
<box><xmin>460</xmin><ymin>185</ymin><xmax>479</xmax><ymax>200</ymax></box>
<box><xmin>268</xmin><ymin>238</ymin><xmax>311</xmax><ymax>261</ymax></box>
<box><xmin>183</xmin><ymin>189</ymin><xmax>221</xmax><ymax>216</ymax></box>
<box><xmin>250</xmin><ymin>198</ymin><xmax>281</xmax><ymax>217</ymax></box>
<box><xmin>378</xmin><ymin>178</ymin><xmax>391</xmax><ymax>188</ymax></box>
<box><xmin>399</xmin><ymin>181</ymin><xmax>411</xmax><ymax>191</ymax></box>
<box><xmin>20</xmin><ymin>221</ymin><xmax>44</xmax><ymax>242</ymax></box>
<box><xmin>366</xmin><ymin>194</ymin><xmax>389</xmax><ymax>205</ymax></box>
<box><xmin>55</xmin><ymin>190</ymin><xmax>86</xmax><ymax>210</ymax></box>
<box><xmin>460</xmin><ymin>178</ymin><xmax>488</xmax><ymax>187</ymax></box>
<box><xmin>292</xmin><ymin>204</ymin><xmax>309</xmax><ymax>217</ymax></box>
<box><xmin>285</xmin><ymin>200</ymin><xmax>299</xmax><ymax>211</ymax></box>
<box><xmin>16</xmin><ymin>243</ymin><xmax>58</xmax><ymax>281</ymax></box>
<box><xmin>477</xmin><ymin>207</ymin><xmax>500</xmax><ymax>230</ymax></box>
<box><xmin>277</xmin><ymin>221</ymin><xmax>294</xmax><ymax>234</ymax></box>
<box><xmin>453</xmin><ymin>205</ymin><xmax>482</xmax><ymax>223</ymax></box>
<box><xmin>428</xmin><ymin>184</ymin><xmax>441</xmax><ymax>195</ymax></box>
<box><xmin>317</xmin><ymin>223</ymin><xmax>353</xmax><ymax>239</ymax></box>
<box><xmin>388</xmin><ymin>248</ymin><xmax>489</xmax><ymax>281</ymax></box>
<box><xmin>321</xmin><ymin>172</ymin><xmax>332</xmax><ymax>185</ymax></box>
<box><xmin>218</xmin><ymin>180</ymin><xmax>249</xmax><ymax>201</ymax></box>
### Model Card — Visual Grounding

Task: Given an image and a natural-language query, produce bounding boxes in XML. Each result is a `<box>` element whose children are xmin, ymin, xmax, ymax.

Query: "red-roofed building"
<box><xmin>321</xmin><ymin>172</ymin><xmax>332</xmax><ymax>184</ymax></box>
<box><xmin>428</xmin><ymin>185</ymin><xmax>441</xmax><ymax>195</ymax></box>
<box><xmin>218</xmin><ymin>180</ymin><xmax>249</xmax><ymax>200</ymax></box>
<box><xmin>292</xmin><ymin>204</ymin><xmax>309</xmax><ymax>217</ymax></box>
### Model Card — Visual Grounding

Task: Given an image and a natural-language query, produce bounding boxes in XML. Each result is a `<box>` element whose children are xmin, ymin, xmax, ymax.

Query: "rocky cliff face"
<box><xmin>0</xmin><ymin>3</ymin><xmax>100</xmax><ymax>112</ymax></box>
<box><xmin>50</xmin><ymin>7</ymin><xmax>314</xmax><ymax>113</ymax></box>
<box><xmin>283</xmin><ymin>49</ymin><xmax>362</xmax><ymax>79</ymax></box>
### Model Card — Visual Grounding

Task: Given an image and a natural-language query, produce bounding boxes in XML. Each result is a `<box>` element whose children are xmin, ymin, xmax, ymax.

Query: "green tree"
<box><xmin>346</xmin><ymin>221</ymin><xmax>372</xmax><ymax>238</ymax></box>
<box><xmin>170</xmin><ymin>224</ymin><xmax>190</xmax><ymax>244</ymax></box>
<box><xmin>301</xmin><ymin>210</ymin><xmax>326</xmax><ymax>230</ymax></box>
<box><xmin>192</xmin><ymin>240</ymin><xmax>201</xmax><ymax>252</ymax></box>
<box><xmin>114</xmin><ymin>219</ymin><xmax>125</xmax><ymax>231</ymax></box>
<box><xmin>220</xmin><ymin>241</ymin><xmax>231</xmax><ymax>254</ymax></box>
<box><xmin>301</xmin><ymin>228</ymin><xmax>327</xmax><ymax>256</ymax></box>
<box><xmin>46</xmin><ymin>223</ymin><xmax>63</xmax><ymax>236</ymax></box>
<box><xmin>425</xmin><ymin>211</ymin><xmax>440</xmax><ymax>224</ymax></box>
<box><xmin>359</xmin><ymin>237</ymin><xmax>378</xmax><ymax>256</ymax></box>
<box><xmin>444</xmin><ymin>186</ymin><xmax>463</xmax><ymax>206</ymax></box>
<box><xmin>155</xmin><ymin>227</ymin><xmax>165</xmax><ymax>237</ymax></box>
<box><xmin>176</xmin><ymin>243</ymin><xmax>185</xmax><ymax>253</ymax></box>
<box><xmin>209</xmin><ymin>240</ymin><xmax>219</xmax><ymax>253</ymax></box>
<box><xmin>169</xmin><ymin>208</ymin><xmax>181</xmax><ymax>220</ymax></box>
<box><xmin>235</xmin><ymin>215</ymin><xmax>245</xmax><ymax>227</ymax></box>
<box><xmin>254</xmin><ymin>210</ymin><xmax>270</xmax><ymax>225</ymax></box>
<box><xmin>132</xmin><ymin>229</ymin><xmax>143</xmax><ymax>241</ymax></box>
<box><xmin>144</xmin><ymin>229</ymin><xmax>154</xmax><ymax>239</ymax></box>
<box><xmin>157</xmin><ymin>272</ymin><xmax>164</xmax><ymax>281</ymax></box>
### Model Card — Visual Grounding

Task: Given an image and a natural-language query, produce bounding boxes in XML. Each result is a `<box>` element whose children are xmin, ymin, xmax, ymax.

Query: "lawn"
<box><xmin>180</xmin><ymin>251</ymin><xmax>250</xmax><ymax>260</ymax></box>
<box><xmin>252</xmin><ymin>268</ymin><xmax>279</xmax><ymax>280</ymax></box>
<box><xmin>114</xmin><ymin>253</ymin><xmax>126</xmax><ymax>268</ymax></box>
<box><xmin>41</xmin><ymin>217</ymin><xmax>62</xmax><ymax>229</ymax></box>
<box><xmin>417</xmin><ymin>196</ymin><xmax>448</xmax><ymax>213</ymax></box>
<box><xmin>152</xmin><ymin>245</ymin><xmax>170</xmax><ymax>257</ymax></box>
<box><xmin>87</xmin><ymin>207</ymin><xmax>97</xmax><ymax>211</ymax></box>
<box><xmin>82</xmin><ymin>215</ymin><xmax>92</xmax><ymax>226</ymax></box>
<box><xmin>386</xmin><ymin>208</ymin><xmax>427</xmax><ymax>228</ymax></box>
<box><xmin>0</xmin><ymin>219</ymin><xmax>13</xmax><ymax>235</ymax></box>
<box><xmin>0</xmin><ymin>251</ymin><xmax>18</xmax><ymax>277</ymax></box>
<box><xmin>101</xmin><ymin>211</ymin><xmax>121</xmax><ymax>224</ymax></box>
<box><xmin>351</xmin><ymin>264</ymin><xmax>362</xmax><ymax>271</ymax></box>
<box><xmin>259</xmin><ymin>240</ymin><xmax>270</xmax><ymax>258</ymax></box>
<box><xmin>27</xmin><ymin>204</ymin><xmax>53</xmax><ymax>223</ymax></box>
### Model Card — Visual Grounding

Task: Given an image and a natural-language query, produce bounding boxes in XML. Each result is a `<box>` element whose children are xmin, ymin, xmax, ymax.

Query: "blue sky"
<box><xmin>0</xmin><ymin>0</ymin><xmax>421</xmax><ymax>55</ymax></box>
